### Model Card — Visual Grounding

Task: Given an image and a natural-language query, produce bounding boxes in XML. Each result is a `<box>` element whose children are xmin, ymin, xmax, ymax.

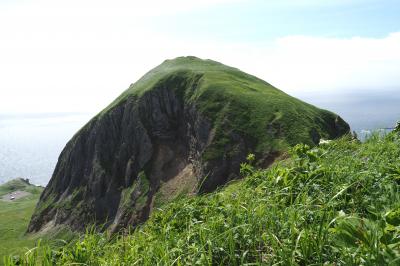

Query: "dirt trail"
<box><xmin>1</xmin><ymin>190</ymin><xmax>31</xmax><ymax>202</ymax></box>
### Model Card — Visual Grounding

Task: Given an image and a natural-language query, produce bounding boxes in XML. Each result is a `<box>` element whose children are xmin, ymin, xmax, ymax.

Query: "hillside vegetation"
<box><xmin>105</xmin><ymin>56</ymin><xmax>347</xmax><ymax>153</ymax></box>
<box><xmin>0</xmin><ymin>179</ymin><xmax>76</xmax><ymax>265</ymax></box>
<box><xmin>0</xmin><ymin>179</ymin><xmax>43</xmax><ymax>261</ymax></box>
<box><xmin>7</xmin><ymin>131</ymin><xmax>400</xmax><ymax>265</ymax></box>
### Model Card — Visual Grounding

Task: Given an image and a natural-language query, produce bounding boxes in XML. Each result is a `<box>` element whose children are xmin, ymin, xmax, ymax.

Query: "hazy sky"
<box><xmin>0</xmin><ymin>0</ymin><xmax>399</xmax><ymax>114</ymax></box>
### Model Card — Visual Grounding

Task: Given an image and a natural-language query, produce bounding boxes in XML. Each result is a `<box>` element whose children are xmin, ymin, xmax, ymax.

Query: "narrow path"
<box><xmin>1</xmin><ymin>190</ymin><xmax>31</xmax><ymax>202</ymax></box>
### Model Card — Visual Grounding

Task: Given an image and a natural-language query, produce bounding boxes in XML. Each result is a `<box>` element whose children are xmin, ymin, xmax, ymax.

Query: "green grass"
<box><xmin>0</xmin><ymin>179</ymin><xmax>43</xmax><ymax>261</ymax></box>
<box><xmin>0</xmin><ymin>195</ymin><xmax>40</xmax><ymax>261</ymax></box>
<box><xmin>0</xmin><ymin>179</ymin><xmax>42</xmax><ymax>197</ymax></box>
<box><xmin>0</xmin><ymin>180</ymin><xmax>76</xmax><ymax>265</ymax></box>
<box><xmin>6</xmin><ymin>132</ymin><xmax>400</xmax><ymax>265</ymax></box>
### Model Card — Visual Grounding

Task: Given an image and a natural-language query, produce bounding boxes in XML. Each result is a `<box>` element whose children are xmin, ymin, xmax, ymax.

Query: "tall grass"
<box><xmin>6</xmin><ymin>133</ymin><xmax>400</xmax><ymax>265</ymax></box>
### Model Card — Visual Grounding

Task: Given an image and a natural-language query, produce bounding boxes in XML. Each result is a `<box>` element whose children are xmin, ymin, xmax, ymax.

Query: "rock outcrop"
<box><xmin>28</xmin><ymin>56</ymin><xmax>350</xmax><ymax>233</ymax></box>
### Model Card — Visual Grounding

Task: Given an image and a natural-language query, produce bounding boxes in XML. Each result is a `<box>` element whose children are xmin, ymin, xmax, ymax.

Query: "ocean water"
<box><xmin>292</xmin><ymin>89</ymin><xmax>400</xmax><ymax>138</ymax></box>
<box><xmin>0</xmin><ymin>113</ymin><xmax>93</xmax><ymax>186</ymax></box>
<box><xmin>0</xmin><ymin>89</ymin><xmax>399</xmax><ymax>186</ymax></box>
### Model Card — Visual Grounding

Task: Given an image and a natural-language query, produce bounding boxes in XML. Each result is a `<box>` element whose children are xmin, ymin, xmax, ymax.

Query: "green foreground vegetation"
<box><xmin>4</xmin><ymin>132</ymin><xmax>400</xmax><ymax>265</ymax></box>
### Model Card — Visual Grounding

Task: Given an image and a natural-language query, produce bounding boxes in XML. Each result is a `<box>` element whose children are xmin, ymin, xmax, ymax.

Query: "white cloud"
<box><xmin>139</xmin><ymin>32</ymin><xmax>400</xmax><ymax>93</ymax></box>
<box><xmin>262</xmin><ymin>0</ymin><xmax>378</xmax><ymax>9</ymax></box>
<box><xmin>255</xmin><ymin>32</ymin><xmax>400</xmax><ymax>92</ymax></box>
<box><xmin>3</xmin><ymin>0</ymin><xmax>242</xmax><ymax>18</ymax></box>
<box><xmin>0</xmin><ymin>1</ymin><xmax>399</xmax><ymax>114</ymax></box>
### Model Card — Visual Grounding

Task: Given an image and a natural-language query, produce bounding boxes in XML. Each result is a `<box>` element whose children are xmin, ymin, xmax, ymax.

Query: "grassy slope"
<box><xmin>0</xmin><ymin>180</ymin><xmax>76</xmax><ymax>264</ymax></box>
<box><xmin>98</xmin><ymin>56</ymin><xmax>344</xmax><ymax>158</ymax></box>
<box><xmin>0</xmin><ymin>179</ymin><xmax>43</xmax><ymax>261</ymax></box>
<box><xmin>8</xmin><ymin>132</ymin><xmax>400</xmax><ymax>265</ymax></box>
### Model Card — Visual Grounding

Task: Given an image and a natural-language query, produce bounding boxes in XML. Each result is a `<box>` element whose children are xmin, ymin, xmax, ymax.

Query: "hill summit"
<box><xmin>28</xmin><ymin>56</ymin><xmax>349</xmax><ymax>233</ymax></box>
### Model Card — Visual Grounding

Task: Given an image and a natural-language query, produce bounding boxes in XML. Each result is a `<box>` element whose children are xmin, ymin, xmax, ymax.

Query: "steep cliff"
<box><xmin>28</xmin><ymin>56</ymin><xmax>349</xmax><ymax>233</ymax></box>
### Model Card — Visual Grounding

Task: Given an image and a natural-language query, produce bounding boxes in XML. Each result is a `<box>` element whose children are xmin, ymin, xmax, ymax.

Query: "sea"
<box><xmin>0</xmin><ymin>89</ymin><xmax>399</xmax><ymax>186</ymax></box>
<box><xmin>0</xmin><ymin>113</ymin><xmax>93</xmax><ymax>186</ymax></box>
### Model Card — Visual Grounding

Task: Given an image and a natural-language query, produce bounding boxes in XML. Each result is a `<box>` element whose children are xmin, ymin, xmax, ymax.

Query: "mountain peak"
<box><xmin>28</xmin><ymin>57</ymin><xmax>349</xmax><ymax>233</ymax></box>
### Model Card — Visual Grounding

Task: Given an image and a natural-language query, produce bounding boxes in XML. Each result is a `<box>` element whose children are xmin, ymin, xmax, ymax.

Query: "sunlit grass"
<box><xmin>6</xmin><ymin>132</ymin><xmax>400</xmax><ymax>265</ymax></box>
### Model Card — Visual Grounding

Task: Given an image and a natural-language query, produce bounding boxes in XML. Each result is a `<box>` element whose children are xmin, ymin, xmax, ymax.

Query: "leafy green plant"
<box><xmin>5</xmin><ymin>132</ymin><xmax>400</xmax><ymax>265</ymax></box>
<box><xmin>394</xmin><ymin>121</ymin><xmax>400</xmax><ymax>133</ymax></box>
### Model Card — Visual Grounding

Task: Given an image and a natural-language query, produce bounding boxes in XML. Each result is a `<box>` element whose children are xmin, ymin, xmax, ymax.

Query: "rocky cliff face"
<box><xmin>28</xmin><ymin>57</ymin><xmax>350</xmax><ymax>233</ymax></box>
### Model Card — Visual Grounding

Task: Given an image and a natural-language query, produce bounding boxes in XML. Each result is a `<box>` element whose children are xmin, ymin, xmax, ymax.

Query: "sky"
<box><xmin>0</xmin><ymin>0</ymin><xmax>399</xmax><ymax>114</ymax></box>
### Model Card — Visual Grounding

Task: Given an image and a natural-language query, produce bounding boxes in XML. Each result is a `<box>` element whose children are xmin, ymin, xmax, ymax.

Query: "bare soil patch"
<box><xmin>1</xmin><ymin>190</ymin><xmax>31</xmax><ymax>202</ymax></box>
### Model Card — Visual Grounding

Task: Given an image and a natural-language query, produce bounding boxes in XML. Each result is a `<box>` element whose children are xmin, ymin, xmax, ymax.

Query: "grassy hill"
<box><xmin>0</xmin><ymin>179</ymin><xmax>43</xmax><ymax>261</ymax></box>
<box><xmin>0</xmin><ymin>179</ymin><xmax>77</xmax><ymax>265</ymax></box>
<box><xmin>28</xmin><ymin>56</ymin><xmax>348</xmax><ymax>234</ymax></box>
<box><xmin>104</xmin><ymin>56</ymin><xmax>347</xmax><ymax>154</ymax></box>
<box><xmin>6</xmin><ymin>131</ymin><xmax>400</xmax><ymax>265</ymax></box>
